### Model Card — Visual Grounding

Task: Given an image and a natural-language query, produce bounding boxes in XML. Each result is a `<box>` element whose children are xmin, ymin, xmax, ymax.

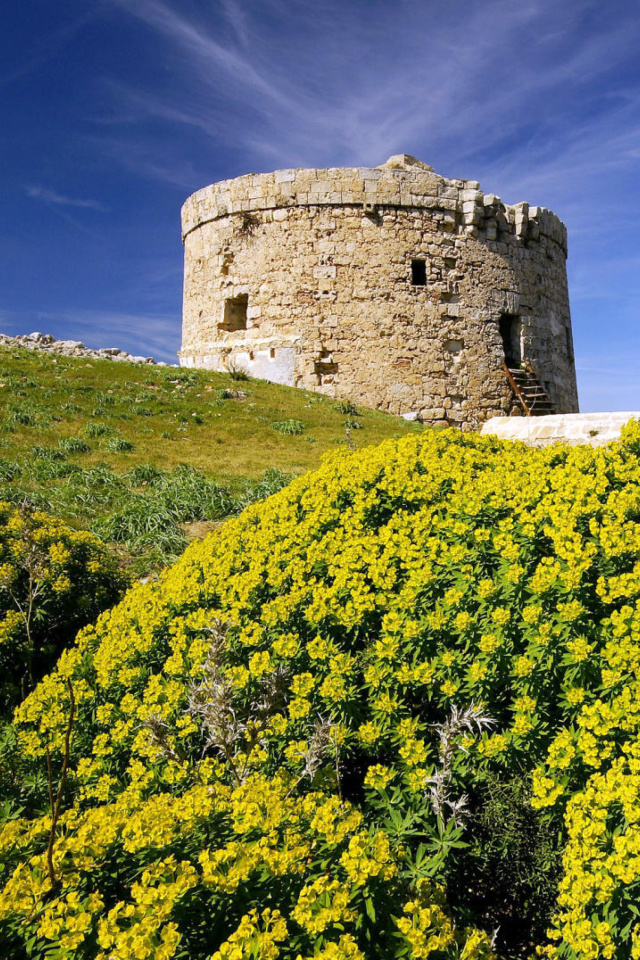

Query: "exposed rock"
<box><xmin>0</xmin><ymin>333</ymin><xmax>174</xmax><ymax>367</ymax></box>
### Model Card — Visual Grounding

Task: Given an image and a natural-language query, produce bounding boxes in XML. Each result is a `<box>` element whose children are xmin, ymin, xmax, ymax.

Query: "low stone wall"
<box><xmin>481</xmin><ymin>412</ymin><xmax>640</xmax><ymax>446</ymax></box>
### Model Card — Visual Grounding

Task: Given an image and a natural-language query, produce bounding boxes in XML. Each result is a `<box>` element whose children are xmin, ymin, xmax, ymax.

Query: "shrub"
<box><xmin>58</xmin><ymin>438</ymin><xmax>91</xmax><ymax>454</ymax></box>
<box><xmin>0</xmin><ymin>460</ymin><xmax>21</xmax><ymax>482</ymax></box>
<box><xmin>95</xmin><ymin>392</ymin><xmax>117</xmax><ymax>407</ymax></box>
<box><xmin>103</xmin><ymin>437</ymin><xmax>135</xmax><ymax>453</ymax></box>
<box><xmin>125</xmin><ymin>463</ymin><xmax>164</xmax><ymax>487</ymax></box>
<box><xmin>91</xmin><ymin>465</ymin><xmax>237</xmax><ymax>562</ymax></box>
<box><xmin>84</xmin><ymin>422</ymin><xmax>111</xmax><ymax>438</ymax></box>
<box><xmin>0</xmin><ymin>503</ymin><xmax>127</xmax><ymax>715</ymax></box>
<box><xmin>9</xmin><ymin>406</ymin><xmax>39</xmax><ymax>427</ymax></box>
<box><xmin>270</xmin><ymin>419</ymin><xmax>304</xmax><ymax>435</ymax></box>
<box><xmin>337</xmin><ymin>400</ymin><xmax>359</xmax><ymax>416</ymax></box>
<box><xmin>157</xmin><ymin>368</ymin><xmax>197</xmax><ymax>387</ymax></box>
<box><xmin>238</xmin><ymin>468</ymin><xmax>291</xmax><ymax>508</ymax></box>
<box><xmin>228</xmin><ymin>363</ymin><xmax>250</xmax><ymax>382</ymax></box>
<box><xmin>31</xmin><ymin>447</ymin><xmax>66</xmax><ymax>462</ymax></box>
<box><xmin>214</xmin><ymin>387</ymin><xmax>234</xmax><ymax>401</ymax></box>
<box><xmin>5</xmin><ymin>427</ymin><xmax>640</xmax><ymax>958</ymax></box>
<box><xmin>32</xmin><ymin>459</ymin><xmax>76</xmax><ymax>483</ymax></box>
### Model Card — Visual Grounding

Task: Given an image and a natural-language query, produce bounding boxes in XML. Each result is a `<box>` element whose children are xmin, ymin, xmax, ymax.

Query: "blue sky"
<box><xmin>2</xmin><ymin>0</ymin><xmax>639</xmax><ymax>410</ymax></box>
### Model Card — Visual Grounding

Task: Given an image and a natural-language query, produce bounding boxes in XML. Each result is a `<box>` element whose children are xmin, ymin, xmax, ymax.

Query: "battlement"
<box><xmin>181</xmin><ymin>155</ymin><xmax>567</xmax><ymax>254</ymax></box>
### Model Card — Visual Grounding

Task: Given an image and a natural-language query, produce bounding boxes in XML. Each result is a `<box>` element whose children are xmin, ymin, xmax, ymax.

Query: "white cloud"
<box><xmin>26</xmin><ymin>186</ymin><xmax>109</xmax><ymax>212</ymax></box>
<box><xmin>103</xmin><ymin>0</ymin><xmax>640</xmax><ymax>177</ymax></box>
<box><xmin>576</xmin><ymin>356</ymin><xmax>640</xmax><ymax>412</ymax></box>
<box><xmin>34</xmin><ymin>309</ymin><xmax>181</xmax><ymax>360</ymax></box>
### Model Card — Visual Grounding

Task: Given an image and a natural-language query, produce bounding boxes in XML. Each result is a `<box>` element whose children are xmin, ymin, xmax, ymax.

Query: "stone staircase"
<box><xmin>504</xmin><ymin>362</ymin><xmax>555</xmax><ymax>416</ymax></box>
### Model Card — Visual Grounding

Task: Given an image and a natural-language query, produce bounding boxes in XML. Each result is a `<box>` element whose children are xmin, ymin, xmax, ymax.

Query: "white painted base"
<box><xmin>481</xmin><ymin>412</ymin><xmax>640</xmax><ymax>446</ymax></box>
<box><xmin>179</xmin><ymin>342</ymin><xmax>298</xmax><ymax>387</ymax></box>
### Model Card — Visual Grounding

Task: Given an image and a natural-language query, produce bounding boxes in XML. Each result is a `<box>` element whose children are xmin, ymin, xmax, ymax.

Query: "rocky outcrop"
<box><xmin>0</xmin><ymin>332</ymin><xmax>170</xmax><ymax>366</ymax></box>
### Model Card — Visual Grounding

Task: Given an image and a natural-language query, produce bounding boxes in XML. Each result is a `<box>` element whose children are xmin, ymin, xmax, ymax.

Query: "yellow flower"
<box><xmin>364</xmin><ymin>764</ymin><xmax>395</xmax><ymax>790</ymax></box>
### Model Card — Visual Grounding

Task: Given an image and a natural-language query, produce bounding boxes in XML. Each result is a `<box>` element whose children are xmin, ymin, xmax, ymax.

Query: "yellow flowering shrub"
<box><xmin>0</xmin><ymin>502</ymin><xmax>127</xmax><ymax>713</ymax></box>
<box><xmin>3</xmin><ymin>424</ymin><xmax>640</xmax><ymax>958</ymax></box>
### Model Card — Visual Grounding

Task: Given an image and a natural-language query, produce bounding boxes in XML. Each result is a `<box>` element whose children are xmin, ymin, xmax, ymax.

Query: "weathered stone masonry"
<box><xmin>180</xmin><ymin>154</ymin><xmax>579</xmax><ymax>427</ymax></box>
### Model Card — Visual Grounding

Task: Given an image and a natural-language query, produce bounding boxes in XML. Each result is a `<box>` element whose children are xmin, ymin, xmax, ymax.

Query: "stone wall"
<box><xmin>180</xmin><ymin>154</ymin><xmax>578</xmax><ymax>427</ymax></box>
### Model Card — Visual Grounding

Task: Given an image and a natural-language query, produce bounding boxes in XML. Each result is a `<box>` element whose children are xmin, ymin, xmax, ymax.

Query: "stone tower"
<box><xmin>179</xmin><ymin>154</ymin><xmax>578</xmax><ymax>427</ymax></box>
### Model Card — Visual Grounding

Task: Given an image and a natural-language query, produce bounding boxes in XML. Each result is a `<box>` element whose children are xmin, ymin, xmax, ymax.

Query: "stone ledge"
<box><xmin>481</xmin><ymin>412</ymin><xmax>640</xmax><ymax>446</ymax></box>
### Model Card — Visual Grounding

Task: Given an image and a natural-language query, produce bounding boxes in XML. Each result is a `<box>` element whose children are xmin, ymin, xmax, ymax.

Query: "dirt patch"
<box><xmin>181</xmin><ymin>520</ymin><xmax>226</xmax><ymax>541</ymax></box>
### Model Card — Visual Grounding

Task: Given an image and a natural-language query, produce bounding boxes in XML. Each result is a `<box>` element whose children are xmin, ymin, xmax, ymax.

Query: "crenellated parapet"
<box><xmin>181</xmin><ymin>155</ymin><xmax>567</xmax><ymax>254</ymax></box>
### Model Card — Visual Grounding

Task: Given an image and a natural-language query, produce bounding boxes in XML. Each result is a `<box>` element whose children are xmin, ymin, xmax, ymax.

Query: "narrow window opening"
<box><xmin>411</xmin><ymin>259</ymin><xmax>427</xmax><ymax>286</ymax></box>
<box><xmin>269</xmin><ymin>347</ymin><xmax>276</xmax><ymax>359</ymax></box>
<box><xmin>221</xmin><ymin>294</ymin><xmax>248</xmax><ymax>332</ymax></box>
<box><xmin>499</xmin><ymin>313</ymin><xmax>522</xmax><ymax>367</ymax></box>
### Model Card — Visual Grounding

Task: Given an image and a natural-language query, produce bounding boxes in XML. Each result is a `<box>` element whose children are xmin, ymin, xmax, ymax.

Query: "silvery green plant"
<box><xmin>186</xmin><ymin>620</ymin><xmax>290</xmax><ymax>784</ymax></box>
<box><xmin>301</xmin><ymin>716</ymin><xmax>337</xmax><ymax>782</ymax></box>
<box><xmin>426</xmin><ymin>702</ymin><xmax>495</xmax><ymax>826</ymax></box>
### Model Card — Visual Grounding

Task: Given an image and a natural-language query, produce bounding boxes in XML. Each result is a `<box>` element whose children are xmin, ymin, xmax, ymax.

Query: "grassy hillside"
<box><xmin>0</xmin><ymin>345</ymin><xmax>417</xmax><ymax>571</ymax></box>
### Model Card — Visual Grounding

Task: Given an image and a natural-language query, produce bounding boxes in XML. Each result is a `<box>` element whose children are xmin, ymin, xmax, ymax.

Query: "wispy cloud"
<box><xmin>576</xmin><ymin>353</ymin><xmax>640</xmax><ymax>412</ymax></box>
<box><xmin>26</xmin><ymin>186</ymin><xmax>109</xmax><ymax>212</ymax></box>
<box><xmin>102</xmin><ymin>0</ymin><xmax>640</xmax><ymax>182</ymax></box>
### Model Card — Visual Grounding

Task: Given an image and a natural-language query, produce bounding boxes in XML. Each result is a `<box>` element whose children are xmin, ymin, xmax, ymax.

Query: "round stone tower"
<box><xmin>180</xmin><ymin>154</ymin><xmax>578</xmax><ymax>427</ymax></box>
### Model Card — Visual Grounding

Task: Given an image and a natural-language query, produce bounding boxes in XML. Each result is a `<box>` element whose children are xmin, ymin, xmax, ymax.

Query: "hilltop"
<box><xmin>0</xmin><ymin>342</ymin><xmax>417</xmax><ymax>572</ymax></box>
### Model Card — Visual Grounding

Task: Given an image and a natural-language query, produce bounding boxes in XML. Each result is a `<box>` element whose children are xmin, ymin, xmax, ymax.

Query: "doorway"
<box><xmin>499</xmin><ymin>314</ymin><xmax>522</xmax><ymax>367</ymax></box>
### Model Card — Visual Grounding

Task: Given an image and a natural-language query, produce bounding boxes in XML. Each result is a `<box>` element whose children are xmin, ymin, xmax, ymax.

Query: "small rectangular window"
<box><xmin>411</xmin><ymin>259</ymin><xmax>427</xmax><ymax>286</ymax></box>
<box><xmin>221</xmin><ymin>294</ymin><xmax>248</xmax><ymax>332</ymax></box>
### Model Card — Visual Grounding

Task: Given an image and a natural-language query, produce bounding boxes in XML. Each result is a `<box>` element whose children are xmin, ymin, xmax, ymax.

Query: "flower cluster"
<box><xmin>3</xmin><ymin>422</ymin><xmax>640</xmax><ymax>958</ymax></box>
<box><xmin>0</xmin><ymin>501</ymin><xmax>127</xmax><ymax>713</ymax></box>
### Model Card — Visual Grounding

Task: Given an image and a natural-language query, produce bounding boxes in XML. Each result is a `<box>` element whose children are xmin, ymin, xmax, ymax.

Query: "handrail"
<box><xmin>503</xmin><ymin>363</ymin><xmax>531</xmax><ymax>416</ymax></box>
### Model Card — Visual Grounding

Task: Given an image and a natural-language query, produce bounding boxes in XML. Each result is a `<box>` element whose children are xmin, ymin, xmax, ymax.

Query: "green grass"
<box><xmin>0</xmin><ymin>346</ymin><xmax>419</xmax><ymax>573</ymax></box>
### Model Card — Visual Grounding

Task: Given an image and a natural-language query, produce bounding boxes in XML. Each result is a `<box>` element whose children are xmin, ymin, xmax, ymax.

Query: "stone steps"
<box><xmin>506</xmin><ymin>365</ymin><xmax>556</xmax><ymax>416</ymax></box>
